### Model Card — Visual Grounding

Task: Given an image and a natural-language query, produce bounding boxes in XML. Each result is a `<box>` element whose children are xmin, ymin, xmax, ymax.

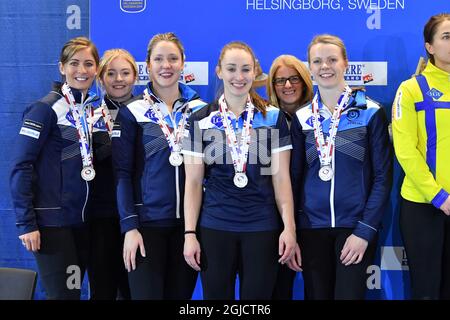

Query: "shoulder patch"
<box><xmin>23</xmin><ymin>119</ymin><xmax>43</xmax><ymax>131</ymax></box>
<box><xmin>19</xmin><ymin>119</ymin><xmax>44</xmax><ymax>139</ymax></box>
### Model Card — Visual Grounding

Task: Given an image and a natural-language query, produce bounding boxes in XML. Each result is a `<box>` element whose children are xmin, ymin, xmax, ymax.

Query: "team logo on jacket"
<box><xmin>93</xmin><ymin>117</ymin><xmax>107</xmax><ymax>130</ymax></box>
<box><xmin>120</xmin><ymin>0</ymin><xmax>146</xmax><ymax>13</ymax></box>
<box><xmin>305</xmin><ymin>115</ymin><xmax>325</xmax><ymax>127</ymax></box>
<box><xmin>346</xmin><ymin>109</ymin><xmax>360</xmax><ymax>120</ymax></box>
<box><xmin>210</xmin><ymin>113</ymin><xmax>224</xmax><ymax>129</ymax></box>
<box><xmin>65</xmin><ymin>112</ymin><xmax>76</xmax><ymax>126</ymax></box>
<box><xmin>427</xmin><ymin>88</ymin><xmax>443</xmax><ymax>100</ymax></box>
<box><xmin>144</xmin><ymin>108</ymin><xmax>159</xmax><ymax>123</ymax></box>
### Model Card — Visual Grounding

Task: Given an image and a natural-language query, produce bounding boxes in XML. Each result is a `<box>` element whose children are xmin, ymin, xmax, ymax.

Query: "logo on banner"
<box><xmin>120</xmin><ymin>0</ymin><xmax>146</xmax><ymax>13</ymax></box>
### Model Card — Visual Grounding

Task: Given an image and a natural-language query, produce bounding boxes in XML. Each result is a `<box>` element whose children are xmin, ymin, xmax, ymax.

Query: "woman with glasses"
<box><xmin>267</xmin><ymin>55</ymin><xmax>313</xmax><ymax>124</ymax></box>
<box><xmin>290</xmin><ymin>34</ymin><xmax>392</xmax><ymax>299</ymax></box>
<box><xmin>266</xmin><ymin>55</ymin><xmax>313</xmax><ymax>299</ymax></box>
<box><xmin>182</xmin><ymin>41</ymin><xmax>297</xmax><ymax>299</ymax></box>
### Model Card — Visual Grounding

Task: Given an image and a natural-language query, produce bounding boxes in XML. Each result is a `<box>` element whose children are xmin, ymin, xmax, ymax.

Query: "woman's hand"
<box><xmin>440</xmin><ymin>196</ymin><xmax>450</xmax><ymax>216</ymax></box>
<box><xmin>340</xmin><ymin>234</ymin><xmax>368</xmax><ymax>266</ymax></box>
<box><xmin>183</xmin><ymin>234</ymin><xmax>201</xmax><ymax>271</ymax></box>
<box><xmin>278</xmin><ymin>228</ymin><xmax>297</xmax><ymax>265</ymax></box>
<box><xmin>123</xmin><ymin>229</ymin><xmax>146</xmax><ymax>272</ymax></box>
<box><xmin>286</xmin><ymin>242</ymin><xmax>302</xmax><ymax>272</ymax></box>
<box><xmin>19</xmin><ymin>230</ymin><xmax>41</xmax><ymax>252</ymax></box>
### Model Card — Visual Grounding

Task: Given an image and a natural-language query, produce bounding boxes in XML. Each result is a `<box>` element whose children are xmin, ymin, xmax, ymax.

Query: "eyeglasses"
<box><xmin>273</xmin><ymin>75</ymin><xmax>302</xmax><ymax>87</ymax></box>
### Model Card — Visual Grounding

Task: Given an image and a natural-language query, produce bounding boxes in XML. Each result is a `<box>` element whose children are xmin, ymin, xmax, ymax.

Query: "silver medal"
<box><xmin>81</xmin><ymin>166</ymin><xmax>96</xmax><ymax>181</ymax></box>
<box><xmin>169</xmin><ymin>152</ymin><xmax>183</xmax><ymax>167</ymax></box>
<box><xmin>233</xmin><ymin>173</ymin><xmax>248</xmax><ymax>188</ymax></box>
<box><xmin>318</xmin><ymin>165</ymin><xmax>333</xmax><ymax>181</ymax></box>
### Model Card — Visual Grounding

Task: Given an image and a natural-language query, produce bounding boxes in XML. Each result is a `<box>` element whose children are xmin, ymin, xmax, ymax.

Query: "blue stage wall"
<box><xmin>0</xmin><ymin>0</ymin><xmax>447</xmax><ymax>299</ymax></box>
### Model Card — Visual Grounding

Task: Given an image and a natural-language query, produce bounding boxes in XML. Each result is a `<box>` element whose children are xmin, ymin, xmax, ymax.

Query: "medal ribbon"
<box><xmin>143</xmin><ymin>89</ymin><xmax>189</xmax><ymax>153</ymax></box>
<box><xmin>218</xmin><ymin>94</ymin><xmax>255</xmax><ymax>174</ymax></box>
<box><xmin>61</xmin><ymin>83</ymin><xmax>93</xmax><ymax>169</ymax></box>
<box><xmin>100</xmin><ymin>100</ymin><xmax>115</xmax><ymax>136</ymax></box>
<box><xmin>312</xmin><ymin>86</ymin><xmax>352</xmax><ymax>168</ymax></box>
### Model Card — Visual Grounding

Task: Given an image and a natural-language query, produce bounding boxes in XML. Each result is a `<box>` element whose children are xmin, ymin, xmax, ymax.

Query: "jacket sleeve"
<box><xmin>111</xmin><ymin>107</ymin><xmax>139</xmax><ymax>233</ymax></box>
<box><xmin>392</xmin><ymin>82</ymin><xmax>446</xmax><ymax>208</ymax></box>
<box><xmin>353</xmin><ymin>107</ymin><xmax>393</xmax><ymax>242</ymax></box>
<box><xmin>9</xmin><ymin>102</ymin><xmax>54</xmax><ymax>236</ymax></box>
<box><xmin>290</xmin><ymin>114</ymin><xmax>306</xmax><ymax>215</ymax></box>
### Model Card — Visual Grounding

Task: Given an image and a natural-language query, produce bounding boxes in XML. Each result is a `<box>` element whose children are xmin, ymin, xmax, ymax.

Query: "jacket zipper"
<box><xmin>330</xmin><ymin>145</ymin><xmax>336</xmax><ymax>228</ymax></box>
<box><xmin>80</xmin><ymin>94</ymin><xmax>95</xmax><ymax>223</ymax></box>
<box><xmin>82</xmin><ymin>180</ymin><xmax>89</xmax><ymax>222</ymax></box>
<box><xmin>175</xmin><ymin>165</ymin><xmax>180</xmax><ymax>219</ymax></box>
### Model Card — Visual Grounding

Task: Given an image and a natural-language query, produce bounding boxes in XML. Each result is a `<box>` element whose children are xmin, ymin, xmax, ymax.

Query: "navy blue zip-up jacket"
<box><xmin>111</xmin><ymin>83</ymin><xmax>206</xmax><ymax>233</ymax></box>
<box><xmin>290</xmin><ymin>89</ymin><xmax>392</xmax><ymax>242</ymax></box>
<box><xmin>10</xmin><ymin>82</ymin><xmax>100</xmax><ymax>236</ymax></box>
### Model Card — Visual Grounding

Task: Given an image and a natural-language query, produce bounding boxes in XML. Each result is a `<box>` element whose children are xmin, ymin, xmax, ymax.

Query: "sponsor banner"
<box><xmin>137</xmin><ymin>61</ymin><xmax>209</xmax><ymax>86</ymax></box>
<box><xmin>380</xmin><ymin>246</ymin><xmax>409</xmax><ymax>271</ymax></box>
<box><xmin>305</xmin><ymin>61</ymin><xmax>387</xmax><ymax>86</ymax></box>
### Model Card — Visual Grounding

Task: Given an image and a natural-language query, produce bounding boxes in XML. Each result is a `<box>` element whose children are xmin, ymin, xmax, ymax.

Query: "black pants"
<box><xmin>199</xmin><ymin>227</ymin><xmax>279</xmax><ymax>300</ymax></box>
<box><xmin>299</xmin><ymin>228</ymin><xmax>377</xmax><ymax>300</ymax></box>
<box><xmin>88</xmin><ymin>218</ymin><xmax>130</xmax><ymax>300</ymax></box>
<box><xmin>400</xmin><ymin>198</ymin><xmax>450</xmax><ymax>299</ymax></box>
<box><xmin>272</xmin><ymin>264</ymin><xmax>296</xmax><ymax>300</ymax></box>
<box><xmin>127</xmin><ymin>225</ymin><xmax>198</xmax><ymax>300</ymax></box>
<box><xmin>33</xmin><ymin>226</ymin><xmax>89</xmax><ymax>300</ymax></box>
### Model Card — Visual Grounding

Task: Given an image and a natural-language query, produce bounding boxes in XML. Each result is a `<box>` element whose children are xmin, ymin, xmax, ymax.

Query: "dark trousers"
<box><xmin>199</xmin><ymin>227</ymin><xmax>279</xmax><ymax>300</ymax></box>
<box><xmin>272</xmin><ymin>264</ymin><xmax>296</xmax><ymax>300</ymax></box>
<box><xmin>33</xmin><ymin>226</ymin><xmax>89</xmax><ymax>300</ymax></box>
<box><xmin>127</xmin><ymin>225</ymin><xmax>198</xmax><ymax>300</ymax></box>
<box><xmin>400</xmin><ymin>198</ymin><xmax>450</xmax><ymax>299</ymax></box>
<box><xmin>88</xmin><ymin>218</ymin><xmax>130</xmax><ymax>300</ymax></box>
<box><xmin>299</xmin><ymin>228</ymin><xmax>377</xmax><ymax>300</ymax></box>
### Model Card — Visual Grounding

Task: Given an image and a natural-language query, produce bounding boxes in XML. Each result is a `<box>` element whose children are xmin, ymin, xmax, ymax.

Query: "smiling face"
<box><xmin>59</xmin><ymin>47</ymin><xmax>97</xmax><ymax>95</ymax></box>
<box><xmin>309</xmin><ymin>43</ymin><xmax>347</xmax><ymax>90</ymax></box>
<box><xmin>426</xmin><ymin>19</ymin><xmax>450</xmax><ymax>71</ymax></box>
<box><xmin>100</xmin><ymin>56</ymin><xmax>136</xmax><ymax>102</ymax></box>
<box><xmin>217</xmin><ymin>48</ymin><xmax>255</xmax><ymax>100</ymax></box>
<box><xmin>273</xmin><ymin>65</ymin><xmax>303</xmax><ymax>111</ymax></box>
<box><xmin>147</xmin><ymin>40</ymin><xmax>184</xmax><ymax>92</ymax></box>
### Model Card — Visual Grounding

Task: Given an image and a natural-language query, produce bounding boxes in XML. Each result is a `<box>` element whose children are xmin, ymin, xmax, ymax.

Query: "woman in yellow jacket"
<box><xmin>392</xmin><ymin>13</ymin><xmax>450</xmax><ymax>299</ymax></box>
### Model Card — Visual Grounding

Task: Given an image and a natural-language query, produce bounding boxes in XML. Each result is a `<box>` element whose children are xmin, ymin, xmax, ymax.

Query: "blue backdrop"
<box><xmin>0</xmin><ymin>0</ymin><xmax>447</xmax><ymax>300</ymax></box>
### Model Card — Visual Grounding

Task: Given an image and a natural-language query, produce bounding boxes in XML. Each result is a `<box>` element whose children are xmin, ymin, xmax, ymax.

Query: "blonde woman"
<box><xmin>85</xmin><ymin>48</ymin><xmax>138</xmax><ymax>299</ymax></box>
<box><xmin>290</xmin><ymin>34</ymin><xmax>392</xmax><ymax>299</ymax></box>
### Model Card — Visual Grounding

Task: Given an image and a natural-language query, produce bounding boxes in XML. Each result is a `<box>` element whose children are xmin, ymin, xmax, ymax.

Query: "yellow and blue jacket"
<box><xmin>392</xmin><ymin>62</ymin><xmax>450</xmax><ymax>208</ymax></box>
